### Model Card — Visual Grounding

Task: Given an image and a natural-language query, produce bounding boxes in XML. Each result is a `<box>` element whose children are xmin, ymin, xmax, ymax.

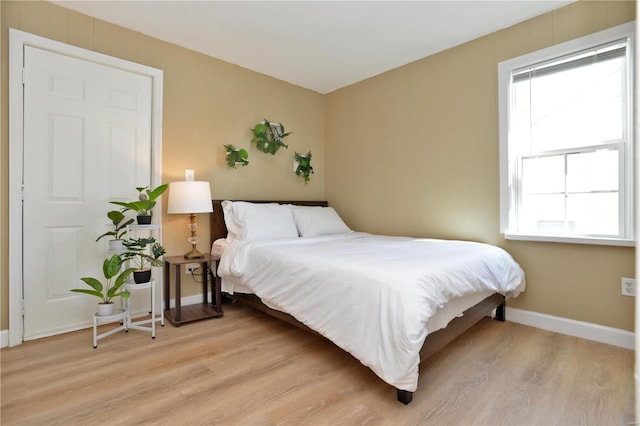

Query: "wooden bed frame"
<box><xmin>210</xmin><ymin>200</ymin><xmax>506</xmax><ymax>405</ymax></box>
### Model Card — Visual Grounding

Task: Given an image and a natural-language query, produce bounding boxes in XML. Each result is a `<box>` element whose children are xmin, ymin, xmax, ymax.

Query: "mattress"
<box><xmin>219</xmin><ymin>275</ymin><xmax>494</xmax><ymax>335</ymax></box>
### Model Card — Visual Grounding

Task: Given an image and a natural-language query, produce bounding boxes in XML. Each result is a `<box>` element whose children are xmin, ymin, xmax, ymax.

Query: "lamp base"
<box><xmin>184</xmin><ymin>248</ymin><xmax>204</xmax><ymax>259</ymax></box>
<box><xmin>183</xmin><ymin>214</ymin><xmax>205</xmax><ymax>258</ymax></box>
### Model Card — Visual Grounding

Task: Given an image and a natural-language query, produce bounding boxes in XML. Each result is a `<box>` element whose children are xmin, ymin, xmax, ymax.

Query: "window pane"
<box><xmin>567</xmin><ymin>193</ymin><xmax>619</xmax><ymax>235</ymax></box>
<box><xmin>512</xmin><ymin>80</ymin><xmax>531</xmax><ymax>153</ymax></box>
<box><xmin>519</xmin><ymin>194</ymin><xmax>565</xmax><ymax>233</ymax></box>
<box><xmin>513</xmin><ymin>57</ymin><xmax>624</xmax><ymax>153</ymax></box>
<box><xmin>522</xmin><ymin>156</ymin><xmax>564</xmax><ymax>194</ymax></box>
<box><xmin>567</xmin><ymin>149</ymin><xmax>618</xmax><ymax>192</ymax></box>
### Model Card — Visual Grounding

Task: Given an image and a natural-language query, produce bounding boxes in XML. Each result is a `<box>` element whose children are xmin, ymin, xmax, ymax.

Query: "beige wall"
<box><xmin>325</xmin><ymin>0</ymin><xmax>636</xmax><ymax>331</ymax></box>
<box><xmin>0</xmin><ymin>0</ymin><xmax>636</xmax><ymax>334</ymax></box>
<box><xmin>0</xmin><ymin>1</ymin><xmax>325</xmax><ymax>329</ymax></box>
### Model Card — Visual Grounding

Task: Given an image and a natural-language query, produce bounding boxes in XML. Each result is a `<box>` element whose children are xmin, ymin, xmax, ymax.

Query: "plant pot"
<box><xmin>97</xmin><ymin>302</ymin><xmax>115</xmax><ymax>317</ymax></box>
<box><xmin>136</xmin><ymin>215</ymin><xmax>152</xmax><ymax>225</ymax></box>
<box><xmin>133</xmin><ymin>269</ymin><xmax>152</xmax><ymax>284</ymax></box>
<box><xmin>108</xmin><ymin>239</ymin><xmax>125</xmax><ymax>253</ymax></box>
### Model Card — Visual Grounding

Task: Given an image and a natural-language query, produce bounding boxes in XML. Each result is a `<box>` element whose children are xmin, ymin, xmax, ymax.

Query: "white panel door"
<box><xmin>22</xmin><ymin>45</ymin><xmax>153</xmax><ymax>340</ymax></box>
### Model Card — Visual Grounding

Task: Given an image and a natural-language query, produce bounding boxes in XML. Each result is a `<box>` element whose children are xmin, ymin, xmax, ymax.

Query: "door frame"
<box><xmin>8</xmin><ymin>29</ymin><xmax>164</xmax><ymax>347</ymax></box>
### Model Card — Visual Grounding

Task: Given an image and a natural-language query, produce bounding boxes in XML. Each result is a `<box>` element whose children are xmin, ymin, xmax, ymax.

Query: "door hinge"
<box><xmin>21</xmin><ymin>68</ymin><xmax>25</xmax><ymax>85</ymax></box>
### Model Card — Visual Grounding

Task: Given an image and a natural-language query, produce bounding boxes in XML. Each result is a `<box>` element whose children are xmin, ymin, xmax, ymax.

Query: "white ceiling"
<box><xmin>52</xmin><ymin>0</ymin><xmax>575</xmax><ymax>94</ymax></box>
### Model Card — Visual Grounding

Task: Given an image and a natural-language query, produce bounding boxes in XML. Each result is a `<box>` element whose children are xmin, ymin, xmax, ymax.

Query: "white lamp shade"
<box><xmin>167</xmin><ymin>181</ymin><xmax>213</xmax><ymax>214</ymax></box>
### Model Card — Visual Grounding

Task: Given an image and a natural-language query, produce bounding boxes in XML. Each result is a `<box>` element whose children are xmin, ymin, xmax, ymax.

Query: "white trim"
<box><xmin>0</xmin><ymin>294</ymin><xmax>210</xmax><ymax>348</ymax></box>
<box><xmin>5</xmin><ymin>305</ymin><xmax>629</xmax><ymax>350</ymax></box>
<box><xmin>166</xmin><ymin>293</ymin><xmax>212</xmax><ymax>310</ymax></box>
<box><xmin>8</xmin><ymin>29</ymin><xmax>25</xmax><ymax>349</ymax></box>
<box><xmin>507</xmin><ymin>307</ymin><xmax>634</xmax><ymax>350</ymax></box>
<box><xmin>129</xmin><ymin>293</ymin><xmax>211</xmax><ymax>315</ymax></box>
<box><xmin>8</xmin><ymin>29</ymin><xmax>163</xmax><ymax>347</ymax></box>
<box><xmin>504</xmin><ymin>232</ymin><xmax>635</xmax><ymax>247</ymax></box>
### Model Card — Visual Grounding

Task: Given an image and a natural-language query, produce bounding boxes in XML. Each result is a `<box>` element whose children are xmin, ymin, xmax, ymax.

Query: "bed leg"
<box><xmin>397</xmin><ymin>389</ymin><xmax>413</xmax><ymax>405</ymax></box>
<box><xmin>495</xmin><ymin>302</ymin><xmax>506</xmax><ymax>322</ymax></box>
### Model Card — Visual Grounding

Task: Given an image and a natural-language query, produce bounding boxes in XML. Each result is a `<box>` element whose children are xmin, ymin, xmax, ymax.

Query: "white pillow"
<box><xmin>210</xmin><ymin>238</ymin><xmax>229</xmax><ymax>257</ymax></box>
<box><xmin>222</xmin><ymin>201</ymin><xmax>299</xmax><ymax>242</ymax></box>
<box><xmin>221</xmin><ymin>200</ymin><xmax>242</xmax><ymax>242</ymax></box>
<box><xmin>292</xmin><ymin>206</ymin><xmax>351</xmax><ymax>237</ymax></box>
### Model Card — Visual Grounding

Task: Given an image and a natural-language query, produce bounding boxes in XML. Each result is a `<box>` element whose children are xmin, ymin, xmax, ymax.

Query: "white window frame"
<box><xmin>498</xmin><ymin>22</ymin><xmax>635</xmax><ymax>247</ymax></box>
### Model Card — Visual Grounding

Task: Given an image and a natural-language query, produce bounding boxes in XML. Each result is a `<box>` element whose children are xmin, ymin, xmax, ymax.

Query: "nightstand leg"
<box><xmin>215</xmin><ymin>275</ymin><xmax>222</xmax><ymax>314</ymax></box>
<box><xmin>202</xmin><ymin>261</ymin><xmax>208</xmax><ymax>304</ymax></box>
<box><xmin>164</xmin><ymin>260</ymin><xmax>170</xmax><ymax>312</ymax></box>
<box><xmin>213</xmin><ymin>260</ymin><xmax>221</xmax><ymax>313</ymax></box>
<box><xmin>175</xmin><ymin>264</ymin><xmax>181</xmax><ymax>323</ymax></box>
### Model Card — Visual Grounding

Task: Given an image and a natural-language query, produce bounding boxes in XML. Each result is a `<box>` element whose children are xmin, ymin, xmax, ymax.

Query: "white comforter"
<box><xmin>217</xmin><ymin>232</ymin><xmax>525</xmax><ymax>392</ymax></box>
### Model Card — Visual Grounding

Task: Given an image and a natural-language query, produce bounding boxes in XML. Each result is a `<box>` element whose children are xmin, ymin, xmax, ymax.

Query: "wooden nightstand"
<box><xmin>163</xmin><ymin>253</ymin><xmax>223</xmax><ymax>326</ymax></box>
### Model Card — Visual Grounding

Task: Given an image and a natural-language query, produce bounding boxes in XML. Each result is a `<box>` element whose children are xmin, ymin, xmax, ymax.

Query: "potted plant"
<box><xmin>110</xmin><ymin>183</ymin><xmax>168</xmax><ymax>224</ymax></box>
<box><xmin>123</xmin><ymin>237</ymin><xmax>166</xmax><ymax>283</ymax></box>
<box><xmin>71</xmin><ymin>254</ymin><xmax>134</xmax><ymax>316</ymax></box>
<box><xmin>224</xmin><ymin>144</ymin><xmax>249</xmax><ymax>168</ymax></box>
<box><xmin>95</xmin><ymin>210</ymin><xmax>135</xmax><ymax>252</ymax></box>
<box><xmin>294</xmin><ymin>151</ymin><xmax>314</xmax><ymax>184</ymax></box>
<box><xmin>250</xmin><ymin>118</ymin><xmax>291</xmax><ymax>155</ymax></box>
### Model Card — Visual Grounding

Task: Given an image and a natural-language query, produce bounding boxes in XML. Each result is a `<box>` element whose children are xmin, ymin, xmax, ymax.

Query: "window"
<box><xmin>498</xmin><ymin>23</ymin><xmax>634</xmax><ymax>246</ymax></box>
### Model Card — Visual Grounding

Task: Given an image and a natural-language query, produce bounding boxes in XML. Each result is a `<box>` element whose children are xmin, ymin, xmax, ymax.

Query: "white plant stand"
<box><xmin>124</xmin><ymin>278</ymin><xmax>163</xmax><ymax>338</ymax></box>
<box><xmin>125</xmin><ymin>223</ymin><xmax>164</xmax><ymax>330</ymax></box>
<box><xmin>92</xmin><ymin>223</ymin><xmax>164</xmax><ymax>348</ymax></box>
<box><xmin>93</xmin><ymin>308</ymin><xmax>128</xmax><ymax>349</ymax></box>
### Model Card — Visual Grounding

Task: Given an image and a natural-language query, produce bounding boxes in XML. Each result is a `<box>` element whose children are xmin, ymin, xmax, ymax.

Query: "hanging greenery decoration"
<box><xmin>294</xmin><ymin>151</ymin><xmax>314</xmax><ymax>184</ymax></box>
<box><xmin>224</xmin><ymin>144</ymin><xmax>249</xmax><ymax>168</ymax></box>
<box><xmin>250</xmin><ymin>118</ymin><xmax>291</xmax><ymax>155</ymax></box>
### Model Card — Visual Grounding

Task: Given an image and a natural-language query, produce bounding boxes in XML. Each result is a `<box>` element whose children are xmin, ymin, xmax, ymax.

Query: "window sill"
<box><xmin>504</xmin><ymin>233</ymin><xmax>635</xmax><ymax>247</ymax></box>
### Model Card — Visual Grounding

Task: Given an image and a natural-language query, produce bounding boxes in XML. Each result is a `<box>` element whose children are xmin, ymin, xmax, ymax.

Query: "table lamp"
<box><xmin>167</xmin><ymin>180</ymin><xmax>213</xmax><ymax>259</ymax></box>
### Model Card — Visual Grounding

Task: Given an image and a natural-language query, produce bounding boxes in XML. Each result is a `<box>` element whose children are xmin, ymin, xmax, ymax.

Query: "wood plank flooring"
<box><xmin>1</xmin><ymin>302</ymin><xmax>634</xmax><ymax>425</ymax></box>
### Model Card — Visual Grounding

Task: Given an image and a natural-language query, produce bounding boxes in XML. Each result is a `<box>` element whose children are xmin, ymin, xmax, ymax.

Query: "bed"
<box><xmin>210</xmin><ymin>200</ymin><xmax>526</xmax><ymax>404</ymax></box>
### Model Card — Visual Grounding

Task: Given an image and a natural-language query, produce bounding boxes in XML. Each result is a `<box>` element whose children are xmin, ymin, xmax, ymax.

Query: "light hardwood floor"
<box><xmin>1</xmin><ymin>302</ymin><xmax>634</xmax><ymax>425</ymax></box>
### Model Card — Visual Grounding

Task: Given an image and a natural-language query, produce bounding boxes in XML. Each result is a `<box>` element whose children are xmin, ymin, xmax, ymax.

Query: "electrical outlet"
<box><xmin>621</xmin><ymin>277</ymin><xmax>636</xmax><ymax>297</ymax></box>
<box><xmin>186</xmin><ymin>263</ymin><xmax>200</xmax><ymax>275</ymax></box>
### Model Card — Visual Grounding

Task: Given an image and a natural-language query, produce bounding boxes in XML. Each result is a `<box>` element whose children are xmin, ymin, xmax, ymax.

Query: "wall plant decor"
<box><xmin>224</xmin><ymin>144</ymin><xmax>249</xmax><ymax>168</ymax></box>
<box><xmin>294</xmin><ymin>151</ymin><xmax>314</xmax><ymax>184</ymax></box>
<box><xmin>251</xmin><ymin>118</ymin><xmax>291</xmax><ymax>155</ymax></box>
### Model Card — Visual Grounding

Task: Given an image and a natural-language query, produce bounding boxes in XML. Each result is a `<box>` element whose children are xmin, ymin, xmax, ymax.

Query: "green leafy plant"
<box><xmin>294</xmin><ymin>151</ymin><xmax>314</xmax><ymax>184</ymax></box>
<box><xmin>224</xmin><ymin>144</ymin><xmax>249</xmax><ymax>168</ymax></box>
<box><xmin>110</xmin><ymin>184</ymin><xmax>168</xmax><ymax>216</ymax></box>
<box><xmin>123</xmin><ymin>237</ymin><xmax>166</xmax><ymax>271</ymax></box>
<box><xmin>95</xmin><ymin>210</ymin><xmax>135</xmax><ymax>242</ymax></box>
<box><xmin>70</xmin><ymin>254</ymin><xmax>134</xmax><ymax>304</ymax></box>
<box><xmin>250</xmin><ymin>118</ymin><xmax>291</xmax><ymax>155</ymax></box>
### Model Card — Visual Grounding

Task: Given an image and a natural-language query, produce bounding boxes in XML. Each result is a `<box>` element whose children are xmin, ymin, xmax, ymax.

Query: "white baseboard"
<box><xmin>5</xmin><ymin>302</ymin><xmax>632</xmax><ymax>351</ymax></box>
<box><xmin>129</xmin><ymin>292</ymin><xmax>212</xmax><ymax>318</ymax></box>
<box><xmin>506</xmin><ymin>307</ymin><xmax>634</xmax><ymax>350</ymax></box>
<box><xmin>2</xmin><ymin>294</ymin><xmax>213</xmax><ymax>348</ymax></box>
<box><xmin>169</xmin><ymin>293</ymin><xmax>211</xmax><ymax>309</ymax></box>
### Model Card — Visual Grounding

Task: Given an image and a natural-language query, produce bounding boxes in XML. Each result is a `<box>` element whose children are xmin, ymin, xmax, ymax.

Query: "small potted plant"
<box><xmin>123</xmin><ymin>237</ymin><xmax>166</xmax><ymax>283</ymax></box>
<box><xmin>71</xmin><ymin>254</ymin><xmax>135</xmax><ymax>316</ymax></box>
<box><xmin>224</xmin><ymin>144</ymin><xmax>249</xmax><ymax>168</ymax></box>
<box><xmin>110</xmin><ymin>183</ymin><xmax>168</xmax><ymax>224</ymax></box>
<box><xmin>250</xmin><ymin>118</ymin><xmax>291</xmax><ymax>155</ymax></box>
<box><xmin>294</xmin><ymin>151</ymin><xmax>314</xmax><ymax>184</ymax></box>
<box><xmin>95</xmin><ymin>210</ymin><xmax>135</xmax><ymax>252</ymax></box>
